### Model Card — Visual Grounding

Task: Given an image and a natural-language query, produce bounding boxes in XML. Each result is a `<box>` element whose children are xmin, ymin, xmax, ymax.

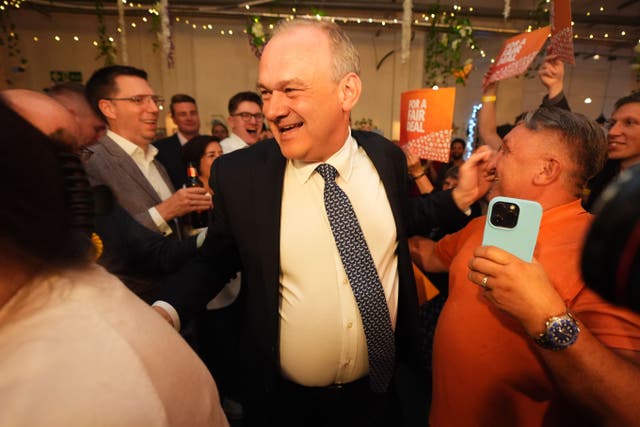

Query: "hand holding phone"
<box><xmin>481</xmin><ymin>197</ymin><xmax>542</xmax><ymax>262</ymax></box>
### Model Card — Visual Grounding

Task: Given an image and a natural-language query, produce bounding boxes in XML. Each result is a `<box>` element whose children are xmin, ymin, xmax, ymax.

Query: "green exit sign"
<box><xmin>50</xmin><ymin>71</ymin><xmax>83</xmax><ymax>83</ymax></box>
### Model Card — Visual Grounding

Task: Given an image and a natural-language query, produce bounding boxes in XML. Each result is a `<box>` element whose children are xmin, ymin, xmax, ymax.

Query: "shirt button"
<box><xmin>344</xmin><ymin>360</ymin><xmax>351</xmax><ymax>367</ymax></box>
<box><xmin>346</xmin><ymin>321</ymin><xmax>353</xmax><ymax>329</ymax></box>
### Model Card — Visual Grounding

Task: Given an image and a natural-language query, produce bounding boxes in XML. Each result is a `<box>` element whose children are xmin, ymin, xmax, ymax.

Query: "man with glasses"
<box><xmin>220</xmin><ymin>91</ymin><xmax>264</xmax><ymax>154</ymax></box>
<box><xmin>84</xmin><ymin>65</ymin><xmax>211</xmax><ymax>301</ymax></box>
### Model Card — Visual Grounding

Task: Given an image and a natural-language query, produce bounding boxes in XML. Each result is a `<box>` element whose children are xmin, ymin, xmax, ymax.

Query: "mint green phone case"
<box><xmin>481</xmin><ymin>197</ymin><xmax>543</xmax><ymax>262</ymax></box>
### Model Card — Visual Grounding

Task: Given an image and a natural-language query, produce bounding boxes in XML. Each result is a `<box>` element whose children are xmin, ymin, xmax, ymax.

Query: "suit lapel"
<box><xmin>101</xmin><ymin>136</ymin><xmax>164</xmax><ymax>203</ymax></box>
<box><xmin>253</xmin><ymin>142</ymin><xmax>287</xmax><ymax>329</ymax></box>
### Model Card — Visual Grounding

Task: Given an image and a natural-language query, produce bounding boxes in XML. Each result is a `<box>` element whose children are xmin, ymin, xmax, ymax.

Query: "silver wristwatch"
<box><xmin>534</xmin><ymin>312</ymin><xmax>580</xmax><ymax>351</ymax></box>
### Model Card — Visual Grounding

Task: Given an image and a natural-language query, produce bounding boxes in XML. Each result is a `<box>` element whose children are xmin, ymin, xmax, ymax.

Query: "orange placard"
<box><xmin>483</xmin><ymin>26</ymin><xmax>551</xmax><ymax>89</ymax></box>
<box><xmin>399</xmin><ymin>87</ymin><xmax>455</xmax><ymax>162</ymax></box>
<box><xmin>549</xmin><ymin>0</ymin><xmax>575</xmax><ymax>65</ymax></box>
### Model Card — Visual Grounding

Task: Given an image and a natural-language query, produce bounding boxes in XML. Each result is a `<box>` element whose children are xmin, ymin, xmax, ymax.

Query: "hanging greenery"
<box><xmin>0</xmin><ymin>5</ymin><xmax>27</xmax><ymax>86</ymax></box>
<box><xmin>246</xmin><ymin>16</ymin><xmax>268</xmax><ymax>59</ymax></box>
<box><xmin>529</xmin><ymin>0</ymin><xmax>550</xmax><ymax>31</ymax></box>
<box><xmin>423</xmin><ymin>5</ymin><xmax>477</xmax><ymax>87</ymax></box>
<box><xmin>94</xmin><ymin>0</ymin><xmax>116</xmax><ymax>65</ymax></box>
<box><xmin>157</xmin><ymin>0</ymin><xmax>174</xmax><ymax>68</ymax></box>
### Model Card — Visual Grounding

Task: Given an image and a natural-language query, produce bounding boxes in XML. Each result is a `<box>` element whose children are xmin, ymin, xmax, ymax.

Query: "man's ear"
<box><xmin>534</xmin><ymin>157</ymin><xmax>561</xmax><ymax>185</ymax></box>
<box><xmin>98</xmin><ymin>99</ymin><xmax>116</xmax><ymax>121</ymax></box>
<box><xmin>338</xmin><ymin>72</ymin><xmax>362</xmax><ymax>112</ymax></box>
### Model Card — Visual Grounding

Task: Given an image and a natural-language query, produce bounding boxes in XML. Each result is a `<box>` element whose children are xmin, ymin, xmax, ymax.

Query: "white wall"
<box><xmin>3</xmin><ymin>9</ymin><xmax>636</xmax><ymax>139</ymax></box>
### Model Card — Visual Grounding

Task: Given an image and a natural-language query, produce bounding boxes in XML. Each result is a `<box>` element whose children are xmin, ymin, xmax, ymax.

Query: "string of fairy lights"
<box><xmin>5</xmin><ymin>0</ymin><xmax>639</xmax><ymax>52</ymax></box>
<box><xmin>466</xmin><ymin>103</ymin><xmax>483</xmax><ymax>154</ymax></box>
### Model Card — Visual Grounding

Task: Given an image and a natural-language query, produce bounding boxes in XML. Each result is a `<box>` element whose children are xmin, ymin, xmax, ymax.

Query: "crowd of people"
<box><xmin>1</xmin><ymin>18</ymin><xmax>639</xmax><ymax>427</ymax></box>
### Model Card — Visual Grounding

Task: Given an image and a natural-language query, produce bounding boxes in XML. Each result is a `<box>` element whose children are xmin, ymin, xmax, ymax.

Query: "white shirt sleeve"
<box><xmin>152</xmin><ymin>301</ymin><xmax>181</xmax><ymax>331</ymax></box>
<box><xmin>148</xmin><ymin>206</ymin><xmax>173</xmax><ymax>236</ymax></box>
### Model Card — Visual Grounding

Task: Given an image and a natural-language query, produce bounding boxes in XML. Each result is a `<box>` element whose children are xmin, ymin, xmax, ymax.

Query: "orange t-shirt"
<box><xmin>430</xmin><ymin>199</ymin><xmax>640</xmax><ymax>426</ymax></box>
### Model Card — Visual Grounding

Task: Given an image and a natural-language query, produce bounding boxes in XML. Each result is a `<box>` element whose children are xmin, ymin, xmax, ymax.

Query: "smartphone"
<box><xmin>481</xmin><ymin>196</ymin><xmax>543</xmax><ymax>262</ymax></box>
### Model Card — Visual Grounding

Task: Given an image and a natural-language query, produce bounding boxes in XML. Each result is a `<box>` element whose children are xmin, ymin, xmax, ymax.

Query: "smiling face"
<box><xmin>227</xmin><ymin>101</ymin><xmax>263</xmax><ymax>146</ymax></box>
<box><xmin>489</xmin><ymin>124</ymin><xmax>551</xmax><ymax>200</ymax></box>
<box><xmin>257</xmin><ymin>23</ymin><xmax>360</xmax><ymax>162</ymax></box>
<box><xmin>98</xmin><ymin>75</ymin><xmax>158</xmax><ymax>148</ymax></box>
<box><xmin>607</xmin><ymin>102</ymin><xmax>640</xmax><ymax>170</ymax></box>
<box><xmin>172</xmin><ymin>101</ymin><xmax>200</xmax><ymax>138</ymax></box>
<box><xmin>199</xmin><ymin>141</ymin><xmax>223</xmax><ymax>181</ymax></box>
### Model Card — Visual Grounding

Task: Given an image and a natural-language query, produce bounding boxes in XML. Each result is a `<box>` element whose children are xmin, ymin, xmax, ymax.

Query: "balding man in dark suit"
<box><xmin>155</xmin><ymin>19</ymin><xmax>491</xmax><ymax>426</ymax></box>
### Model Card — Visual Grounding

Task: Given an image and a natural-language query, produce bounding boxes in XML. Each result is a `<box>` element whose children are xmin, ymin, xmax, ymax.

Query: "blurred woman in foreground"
<box><xmin>0</xmin><ymin>97</ymin><xmax>227</xmax><ymax>426</ymax></box>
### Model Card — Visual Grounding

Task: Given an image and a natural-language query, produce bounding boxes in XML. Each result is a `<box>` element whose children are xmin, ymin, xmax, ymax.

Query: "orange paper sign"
<box><xmin>549</xmin><ymin>0</ymin><xmax>575</xmax><ymax>65</ymax></box>
<box><xmin>400</xmin><ymin>87</ymin><xmax>456</xmax><ymax>162</ymax></box>
<box><xmin>483</xmin><ymin>26</ymin><xmax>551</xmax><ymax>89</ymax></box>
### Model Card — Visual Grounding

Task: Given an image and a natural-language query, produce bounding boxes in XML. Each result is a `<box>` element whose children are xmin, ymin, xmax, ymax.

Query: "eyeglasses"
<box><xmin>104</xmin><ymin>95</ymin><xmax>164</xmax><ymax>107</ymax></box>
<box><xmin>231</xmin><ymin>112</ymin><xmax>265</xmax><ymax>122</ymax></box>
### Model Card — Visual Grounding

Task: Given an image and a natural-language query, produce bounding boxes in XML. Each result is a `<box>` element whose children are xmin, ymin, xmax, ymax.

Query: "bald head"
<box><xmin>47</xmin><ymin>84</ymin><xmax>106</xmax><ymax>146</ymax></box>
<box><xmin>2</xmin><ymin>89</ymin><xmax>79</xmax><ymax>141</ymax></box>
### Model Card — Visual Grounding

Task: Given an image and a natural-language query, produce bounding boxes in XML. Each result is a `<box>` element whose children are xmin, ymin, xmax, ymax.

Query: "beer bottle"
<box><xmin>186</xmin><ymin>161</ymin><xmax>209</xmax><ymax>229</ymax></box>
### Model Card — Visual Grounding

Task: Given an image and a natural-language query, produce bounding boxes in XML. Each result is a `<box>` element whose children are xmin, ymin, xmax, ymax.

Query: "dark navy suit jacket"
<box><xmin>160</xmin><ymin>131</ymin><xmax>470</xmax><ymax>424</ymax></box>
<box><xmin>153</xmin><ymin>133</ymin><xmax>188</xmax><ymax>191</ymax></box>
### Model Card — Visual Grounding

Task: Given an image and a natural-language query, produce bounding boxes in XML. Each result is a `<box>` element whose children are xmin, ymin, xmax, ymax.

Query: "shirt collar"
<box><xmin>290</xmin><ymin>128</ymin><xmax>357</xmax><ymax>184</ymax></box>
<box><xmin>176</xmin><ymin>131</ymin><xmax>189</xmax><ymax>145</ymax></box>
<box><xmin>107</xmin><ymin>129</ymin><xmax>158</xmax><ymax>163</ymax></box>
<box><xmin>230</xmin><ymin>132</ymin><xmax>249</xmax><ymax>148</ymax></box>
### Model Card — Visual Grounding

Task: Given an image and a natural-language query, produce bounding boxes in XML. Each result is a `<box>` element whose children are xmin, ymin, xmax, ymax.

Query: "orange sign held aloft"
<box><xmin>549</xmin><ymin>0</ymin><xmax>575</xmax><ymax>65</ymax></box>
<box><xmin>400</xmin><ymin>87</ymin><xmax>456</xmax><ymax>162</ymax></box>
<box><xmin>483</xmin><ymin>26</ymin><xmax>550</xmax><ymax>90</ymax></box>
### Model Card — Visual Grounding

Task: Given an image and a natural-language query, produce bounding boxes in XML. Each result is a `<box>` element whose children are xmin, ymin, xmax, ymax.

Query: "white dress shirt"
<box><xmin>156</xmin><ymin>132</ymin><xmax>401</xmax><ymax>375</ymax></box>
<box><xmin>176</xmin><ymin>131</ymin><xmax>189</xmax><ymax>146</ymax></box>
<box><xmin>220</xmin><ymin>132</ymin><xmax>249</xmax><ymax>154</ymax></box>
<box><xmin>278</xmin><ymin>133</ymin><xmax>399</xmax><ymax>386</ymax></box>
<box><xmin>107</xmin><ymin>130</ymin><xmax>174</xmax><ymax>236</ymax></box>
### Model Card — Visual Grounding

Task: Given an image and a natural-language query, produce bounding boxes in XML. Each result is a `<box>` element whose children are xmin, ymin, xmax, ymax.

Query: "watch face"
<box><xmin>548</xmin><ymin>318</ymin><xmax>580</xmax><ymax>348</ymax></box>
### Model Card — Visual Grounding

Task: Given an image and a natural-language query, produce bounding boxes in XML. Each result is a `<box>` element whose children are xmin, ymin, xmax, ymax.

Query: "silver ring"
<box><xmin>481</xmin><ymin>276</ymin><xmax>489</xmax><ymax>289</ymax></box>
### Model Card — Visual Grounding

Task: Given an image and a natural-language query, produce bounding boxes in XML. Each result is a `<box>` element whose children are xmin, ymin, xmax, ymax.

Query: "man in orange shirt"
<box><xmin>411</xmin><ymin>107</ymin><xmax>640</xmax><ymax>426</ymax></box>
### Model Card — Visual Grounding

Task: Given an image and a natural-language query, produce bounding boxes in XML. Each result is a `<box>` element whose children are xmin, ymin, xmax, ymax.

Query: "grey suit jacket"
<box><xmin>84</xmin><ymin>134</ymin><xmax>178</xmax><ymax>235</ymax></box>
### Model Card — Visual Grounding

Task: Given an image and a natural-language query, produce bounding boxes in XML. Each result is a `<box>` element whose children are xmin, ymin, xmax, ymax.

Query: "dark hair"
<box><xmin>0</xmin><ymin>100</ymin><xmax>94</xmax><ymax>272</ymax></box>
<box><xmin>182</xmin><ymin>135</ymin><xmax>221</xmax><ymax>175</ymax></box>
<box><xmin>496</xmin><ymin>123</ymin><xmax>514</xmax><ymax>139</ymax></box>
<box><xmin>451</xmin><ymin>138</ymin><xmax>465</xmax><ymax>148</ymax></box>
<box><xmin>86</xmin><ymin>65</ymin><xmax>148</xmax><ymax>121</ymax></box>
<box><xmin>522</xmin><ymin>107</ymin><xmax>607</xmax><ymax>195</ymax></box>
<box><xmin>582</xmin><ymin>163</ymin><xmax>640</xmax><ymax>313</ymax></box>
<box><xmin>228</xmin><ymin>91</ymin><xmax>262</xmax><ymax>115</ymax></box>
<box><xmin>613</xmin><ymin>91</ymin><xmax>640</xmax><ymax>112</ymax></box>
<box><xmin>170</xmin><ymin>93</ymin><xmax>196</xmax><ymax>116</ymax></box>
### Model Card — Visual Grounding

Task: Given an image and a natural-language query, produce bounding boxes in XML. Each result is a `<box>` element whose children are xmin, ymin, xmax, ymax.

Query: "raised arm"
<box><xmin>477</xmin><ymin>82</ymin><xmax>503</xmax><ymax>150</ymax></box>
<box><xmin>539</xmin><ymin>54</ymin><xmax>571</xmax><ymax>111</ymax></box>
<box><xmin>403</xmin><ymin>147</ymin><xmax>434</xmax><ymax>195</ymax></box>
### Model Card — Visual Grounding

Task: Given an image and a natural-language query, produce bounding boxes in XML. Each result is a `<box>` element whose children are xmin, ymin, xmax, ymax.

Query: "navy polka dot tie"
<box><xmin>316</xmin><ymin>163</ymin><xmax>395</xmax><ymax>393</ymax></box>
